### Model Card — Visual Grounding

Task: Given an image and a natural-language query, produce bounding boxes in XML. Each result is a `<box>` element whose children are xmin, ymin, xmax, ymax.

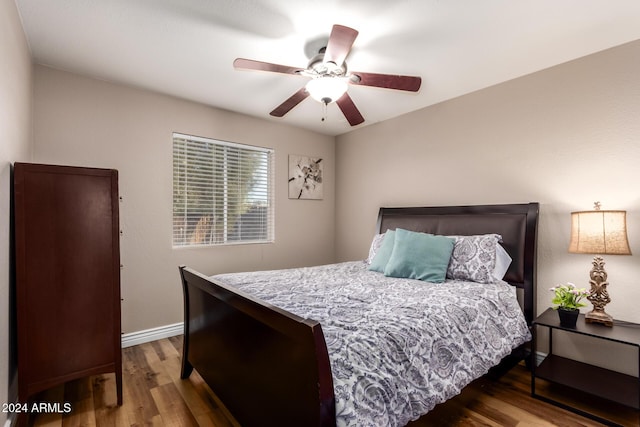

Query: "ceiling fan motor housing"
<box><xmin>307</xmin><ymin>52</ymin><xmax>347</xmax><ymax>77</ymax></box>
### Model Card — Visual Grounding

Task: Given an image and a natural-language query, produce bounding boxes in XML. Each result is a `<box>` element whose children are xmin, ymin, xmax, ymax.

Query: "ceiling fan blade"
<box><xmin>350</xmin><ymin>71</ymin><xmax>421</xmax><ymax>92</ymax></box>
<box><xmin>323</xmin><ymin>25</ymin><xmax>359</xmax><ymax>66</ymax></box>
<box><xmin>234</xmin><ymin>58</ymin><xmax>304</xmax><ymax>76</ymax></box>
<box><xmin>336</xmin><ymin>93</ymin><xmax>365</xmax><ymax>126</ymax></box>
<box><xmin>270</xmin><ymin>87</ymin><xmax>310</xmax><ymax>117</ymax></box>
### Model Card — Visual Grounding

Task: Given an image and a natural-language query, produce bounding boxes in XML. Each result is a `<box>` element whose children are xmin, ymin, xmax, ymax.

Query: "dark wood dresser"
<box><xmin>13</xmin><ymin>163</ymin><xmax>122</xmax><ymax>406</ymax></box>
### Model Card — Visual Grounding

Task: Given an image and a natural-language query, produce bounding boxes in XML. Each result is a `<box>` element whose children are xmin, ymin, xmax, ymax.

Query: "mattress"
<box><xmin>213</xmin><ymin>261</ymin><xmax>531</xmax><ymax>427</ymax></box>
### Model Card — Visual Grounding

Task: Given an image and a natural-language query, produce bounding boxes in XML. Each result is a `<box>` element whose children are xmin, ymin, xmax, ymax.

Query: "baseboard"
<box><xmin>0</xmin><ymin>325</ymin><xmax>183</xmax><ymax>426</ymax></box>
<box><xmin>121</xmin><ymin>322</ymin><xmax>184</xmax><ymax>348</ymax></box>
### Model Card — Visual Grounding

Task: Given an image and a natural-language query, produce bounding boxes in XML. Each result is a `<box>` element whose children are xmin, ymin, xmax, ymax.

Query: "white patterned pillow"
<box><xmin>446</xmin><ymin>234</ymin><xmax>502</xmax><ymax>284</ymax></box>
<box><xmin>366</xmin><ymin>233</ymin><xmax>386</xmax><ymax>264</ymax></box>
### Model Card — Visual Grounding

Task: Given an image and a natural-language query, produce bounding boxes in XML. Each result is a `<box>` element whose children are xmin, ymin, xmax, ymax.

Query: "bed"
<box><xmin>179</xmin><ymin>202</ymin><xmax>539</xmax><ymax>427</ymax></box>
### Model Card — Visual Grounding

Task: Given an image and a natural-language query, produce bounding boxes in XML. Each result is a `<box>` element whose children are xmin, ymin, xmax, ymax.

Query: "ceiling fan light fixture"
<box><xmin>305</xmin><ymin>77</ymin><xmax>348</xmax><ymax>104</ymax></box>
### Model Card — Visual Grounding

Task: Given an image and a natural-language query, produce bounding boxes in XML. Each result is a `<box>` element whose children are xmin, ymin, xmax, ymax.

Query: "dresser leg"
<box><xmin>116</xmin><ymin>367</ymin><xmax>123</xmax><ymax>405</ymax></box>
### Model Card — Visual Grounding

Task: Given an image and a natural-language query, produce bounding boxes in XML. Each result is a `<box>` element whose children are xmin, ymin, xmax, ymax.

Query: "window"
<box><xmin>172</xmin><ymin>133</ymin><xmax>274</xmax><ymax>247</ymax></box>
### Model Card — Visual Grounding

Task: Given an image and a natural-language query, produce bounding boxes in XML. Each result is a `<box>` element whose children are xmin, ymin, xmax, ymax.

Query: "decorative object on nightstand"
<box><xmin>568</xmin><ymin>202</ymin><xmax>631</xmax><ymax>326</ymax></box>
<box><xmin>549</xmin><ymin>282</ymin><xmax>590</xmax><ymax>328</ymax></box>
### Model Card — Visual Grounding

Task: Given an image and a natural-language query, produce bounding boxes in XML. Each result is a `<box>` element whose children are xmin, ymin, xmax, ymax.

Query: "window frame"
<box><xmin>172</xmin><ymin>132</ymin><xmax>275</xmax><ymax>248</ymax></box>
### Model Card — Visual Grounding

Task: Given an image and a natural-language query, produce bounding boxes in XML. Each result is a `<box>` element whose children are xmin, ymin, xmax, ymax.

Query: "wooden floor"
<box><xmin>25</xmin><ymin>336</ymin><xmax>637</xmax><ymax>427</ymax></box>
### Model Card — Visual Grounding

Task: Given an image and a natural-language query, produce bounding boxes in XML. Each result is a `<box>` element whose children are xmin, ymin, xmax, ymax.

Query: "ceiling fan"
<box><xmin>233</xmin><ymin>24</ymin><xmax>422</xmax><ymax>126</ymax></box>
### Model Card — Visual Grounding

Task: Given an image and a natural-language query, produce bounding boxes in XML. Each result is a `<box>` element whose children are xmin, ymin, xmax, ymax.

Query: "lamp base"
<box><xmin>585</xmin><ymin>309</ymin><xmax>613</xmax><ymax>327</ymax></box>
<box><xmin>585</xmin><ymin>255</ymin><xmax>614</xmax><ymax>327</ymax></box>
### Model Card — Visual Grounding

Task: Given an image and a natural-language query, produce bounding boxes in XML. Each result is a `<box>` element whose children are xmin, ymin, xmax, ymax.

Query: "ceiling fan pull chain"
<box><xmin>321</xmin><ymin>101</ymin><xmax>327</xmax><ymax>122</ymax></box>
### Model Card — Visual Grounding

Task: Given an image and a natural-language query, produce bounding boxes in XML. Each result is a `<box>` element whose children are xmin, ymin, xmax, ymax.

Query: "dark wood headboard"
<box><xmin>376</xmin><ymin>203</ymin><xmax>539</xmax><ymax>325</ymax></box>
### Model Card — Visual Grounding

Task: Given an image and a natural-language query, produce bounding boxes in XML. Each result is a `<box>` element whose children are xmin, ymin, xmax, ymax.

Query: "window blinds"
<box><xmin>172</xmin><ymin>133</ymin><xmax>274</xmax><ymax>247</ymax></box>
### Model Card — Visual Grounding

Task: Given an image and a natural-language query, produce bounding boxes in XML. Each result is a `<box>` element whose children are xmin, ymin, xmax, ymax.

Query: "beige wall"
<box><xmin>336</xmin><ymin>40</ymin><xmax>640</xmax><ymax>372</ymax></box>
<box><xmin>33</xmin><ymin>65</ymin><xmax>335</xmax><ymax>334</ymax></box>
<box><xmin>1</xmin><ymin>0</ymin><xmax>33</xmax><ymax>418</ymax></box>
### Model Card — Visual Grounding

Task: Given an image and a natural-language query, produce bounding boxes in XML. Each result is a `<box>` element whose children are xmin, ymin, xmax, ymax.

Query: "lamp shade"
<box><xmin>569</xmin><ymin>209</ymin><xmax>631</xmax><ymax>255</ymax></box>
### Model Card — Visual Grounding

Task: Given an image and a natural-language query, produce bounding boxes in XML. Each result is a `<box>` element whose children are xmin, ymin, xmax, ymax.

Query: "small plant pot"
<box><xmin>557</xmin><ymin>307</ymin><xmax>579</xmax><ymax>328</ymax></box>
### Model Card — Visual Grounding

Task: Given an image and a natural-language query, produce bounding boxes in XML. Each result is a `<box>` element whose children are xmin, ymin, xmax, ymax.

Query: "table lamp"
<box><xmin>568</xmin><ymin>202</ymin><xmax>631</xmax><ymax>326</ymax></box>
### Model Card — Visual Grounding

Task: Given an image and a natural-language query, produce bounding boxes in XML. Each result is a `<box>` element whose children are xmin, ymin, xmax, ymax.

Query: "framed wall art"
<box><xmin>288</xmin><ymin>155</ymin><xmax>323</xmax><ymax>200</ymax></box>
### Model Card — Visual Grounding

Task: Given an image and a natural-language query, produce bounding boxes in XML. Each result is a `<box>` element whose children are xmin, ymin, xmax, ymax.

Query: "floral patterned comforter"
<box><xmin>212</xmin><ymin>261</ymin><xmax>531</xmax><ymax>427</ymax></box>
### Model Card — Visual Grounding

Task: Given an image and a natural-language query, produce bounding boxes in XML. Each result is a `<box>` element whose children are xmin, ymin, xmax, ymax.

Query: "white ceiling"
<box><xmin>15</xmin><ymin>0</ymin><xmax>640</xmax><ymax>136</ymax></box>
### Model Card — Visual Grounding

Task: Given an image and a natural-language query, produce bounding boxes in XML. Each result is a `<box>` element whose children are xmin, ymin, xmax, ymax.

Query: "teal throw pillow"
<box><xmin>368</xmin><ymin>230</ymin><xmax>396</xmax><ymax>273</ymax></box>
<box><xmin>384</xmin><ymin>228</ymin><xmax>455</xmax><ymax>283</ymax></box>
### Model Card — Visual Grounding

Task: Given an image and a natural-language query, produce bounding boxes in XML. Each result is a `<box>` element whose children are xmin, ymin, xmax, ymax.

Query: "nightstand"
<box><xmin>531</xmin><ymin>307</ymin><xmax>640</xmax><ymax>426</ymax></box>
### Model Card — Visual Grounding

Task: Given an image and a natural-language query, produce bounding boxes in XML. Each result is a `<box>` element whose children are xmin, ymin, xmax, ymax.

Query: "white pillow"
<box><xmin>493</xmin><ymin>243</ymin><xmax>512</xmax><ymax>280</ymax></box>
<box><xmin>366</xmin><ymin>233</ymin><xmax>385</xmax><ymax>264</ymax></box>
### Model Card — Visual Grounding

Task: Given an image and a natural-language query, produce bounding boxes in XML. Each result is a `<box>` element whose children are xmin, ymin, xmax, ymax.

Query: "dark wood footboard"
<box><xmin>179</xmin><ymin>266</ymin><xmax>336</xmax><ymax>427</ymax></box>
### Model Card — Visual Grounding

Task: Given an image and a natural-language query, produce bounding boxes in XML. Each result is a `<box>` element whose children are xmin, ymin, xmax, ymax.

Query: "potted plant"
<box><xmin>550</xmin><ymin>282</ymin><xmax>590</xmax><ymax>328</ymax></box>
